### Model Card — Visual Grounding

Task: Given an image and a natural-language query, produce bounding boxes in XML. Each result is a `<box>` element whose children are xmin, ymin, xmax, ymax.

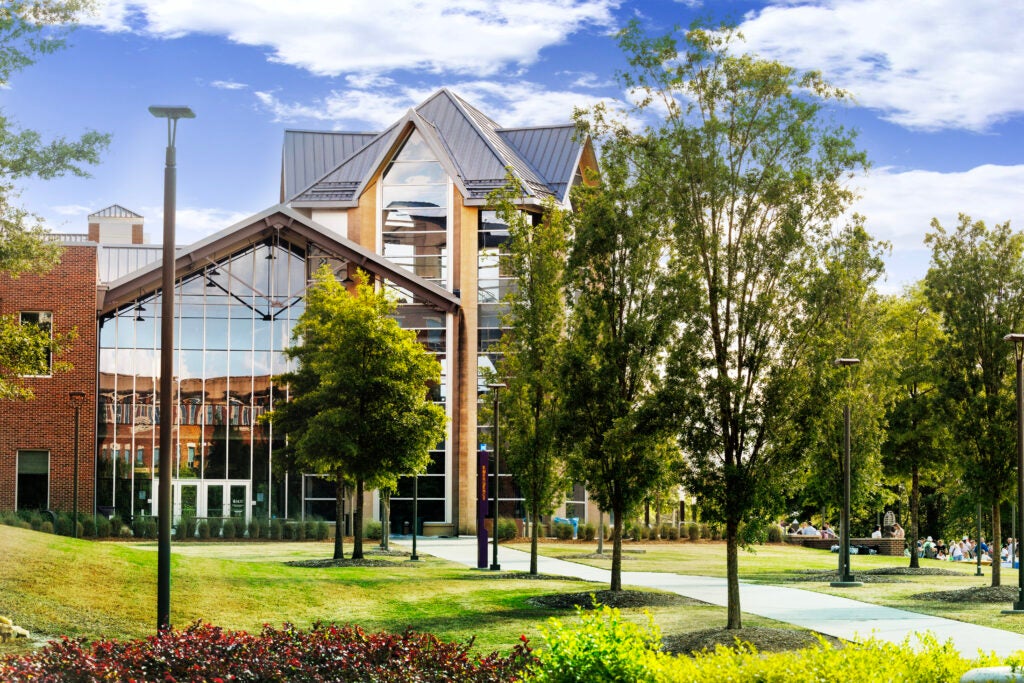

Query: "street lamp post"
<box><xmin>488</xmin><ymin>382</ymin><xmax>506</xmax><ymax>571</ymax></box>
<box><xmin>410</xmin><ymin>472</ymin><xmax>419</xmax><ymax>562</ymax></box>
<box><xmin>1004</xmin><ymin>333</ymin><xmax>1024</xmax><ymax>612</ymax></box>
<box><xmin>69</xmin><ymin>391</ymin><xmax>86</xmax><ymax>538</ymax></box>
<box><xmin>150</xmin><ymin>105</ymin><xmax>194</xmax><ymax>633</ymax></box>
<box><xmin>831</xmin><ymin>358</ymin><xmax>862</xmax><ymax>587</ymax></box>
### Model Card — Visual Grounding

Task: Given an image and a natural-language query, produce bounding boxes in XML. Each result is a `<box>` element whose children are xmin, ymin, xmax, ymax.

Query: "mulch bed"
<box><xmin>787</xmin><ymin>567</ymin><xmax>966</xmax><ymax>583</ymax></box>
<box><xmin>911</xmin><ymin>585</ymin><xmax>1020</xmax><ymax>603</ymax></box>
<box><xmin>528</xmin><ymin>589</ymin><xmax>700</xmax><ymax>610</ymax></box>
<box><xmin>285</xmin><ymin>548</ymin><xmax>413</xmax><ymax>568</ymax></box>
<box><xmin>662</xmin><ymin>627</ymin><xmax>844</xmax><ymax>656</ymax></box>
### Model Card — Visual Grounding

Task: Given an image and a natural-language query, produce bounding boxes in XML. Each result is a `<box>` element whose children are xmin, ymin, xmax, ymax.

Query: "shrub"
<box><xmin>497</xmin><ymin>517</ymin><xmax>518</xmax><ymax>541</ymax></box>
<box><xmin>54</xmin><ymin>512</ymin><xmax>72</xmax><ymax>536</ymax></box>
<box><xmin>364</xmin><ymin>521</ymin><xmax>383</xmax><ymax>540</ymax></box>
<box><xmin>0</xmin><ymin>511</ymin><xmax>20</xmax><ymax>526</ymax></box>
<box><xmin>81</xmin><ymin>516</ymin><xmax>97</xmax><ymax>538</ymax></box>
<box><xmin>110</xmin><ymin>514</ymin><xmax>125</xmax><ymax>537</ymax></box>
<box><xmin>768</xmin><ymin>524</ymin><xmax>783</xmax><ymax>543</ymax></box>
<box><xmin>222</xmin><ymin>518</ymin><xmax>237</xmax><ymax>539</ymax></box>
<box><xmin>316</xmin><ymin>520</ymin><xmax>329</xmax><ymax>541</ymax></box>
<box><xmin>554</xmin><ymin>522</ymin><xmax>574</xmax><ymax>540</ymax></box>
<box><xmin>529</xmin><ymin>605</ymin><xmax>663</xmax><ymax>682</ymax></box>
<box><xmin>248</xmin><ymin>519</ymin><xmax>263</xmax><ymax>540</ymax></box>
<box><xmin>197</xmin><ymin>521</ymin><xmax>211</xmax><ymax>540</ymax></box>
<box><xmin>175</xmin><ymin>515</ymin><xmax>196</xmax><ymax>541</ymax></box>
<box><xmin>143</xmin><ymin>518</ymin><xmax>157</xmax><ymax>539</ymax></box>
<box><xmin>207</xmin><ymin>517</ymin><xmax>223</xmax><ymax>538</ymax></box>
<box><xmin>269</xmin><ymin>519</ymin><xmax>283</xmax><ymax>540</ymax></box>
<box><xmin>711</xmin><ymin>525</ymin><xmax>722</xmax><ymax>541</ymax></box>
<box><xmin>666</xmin><ymin>525</ymin><xmax>679</xmax><ymax>541</ymax></box>
<box><xmin>304</xmin><ymin>520</ymin><xmax>317</xmax><ymax>540</ymax></box>
<box><xmin>581</xmin><ymin>522</ymin><xmax>596</xmax><ymax>541</ymax></box>
<box><xmin>132</xmin><ymin>517</ymin><xmax>149</xmax><ymax>539</ymax></box>
<box><xmin>526</xmin><ymin>606</ymin><xmax>1003</xmax><ymax>683</ymax></box>
<box><xmin>40</xmin><ymin>520</ymin><xmax>54</xmax><ymax>534</ymax></box>
<box><xmin>295</xmin><ymin>521</ymin><xmax>306</xmax><ymax>541</ymax></box>
<box><xmin>699</xmin><ymin>523</ymin><xmax>711</xmax><ymax>540</ymax></box>
<box><xmin>0</xmin><ymin>622</ymin><xmax>535</xmax><ymax>682</ymax></box>
<box><xmin>95</xmin><ymin>515</ymin><xmax>112</xmax><ymax>538</ymax></box>
<box><xmin>687</xmin><ymin>522</ymin><xmax>700</xmax><ymax>541</ymax></box>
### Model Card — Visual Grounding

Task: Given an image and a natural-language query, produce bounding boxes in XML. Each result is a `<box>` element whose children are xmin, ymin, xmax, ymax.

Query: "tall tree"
<box><xmin>492</xmin><ymin>182</ymin><xmax>570</xmax><ymax>576</ymax></box>
<box><xmin>0</xmin><ymin>0</ymin><xmax>109</xmax><ymax>399</ymax></box>
<box><xmin>611</xmin><ymin>22</ymin><xmax>868</xmax><ymax>628</ymax></box>
<box><xmin>559</xmin><ymin>117</ymin><xmax>678</xmax><ymax>592</ymax></box>
<box><xmin>924</xmin><ymin>214</ymin><xmax>1024</xmax><ymax>587</ymax></box>
<box><xmin>265</xmin><ymin>267</ymin><xmax>447</xmax><ymax>560</ymax></box>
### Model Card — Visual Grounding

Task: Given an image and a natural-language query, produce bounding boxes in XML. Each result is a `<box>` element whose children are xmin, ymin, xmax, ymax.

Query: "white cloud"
<box><xmin>127</xmin><ymin>205</ymin><xmax>252</xmax><ymax>245</ymax></box>
<box><xmin>737</xmin><ymin>1</ymin><xmax>1024</xmax><ymax>131</ymax></box>
<box><xmin>90</xmin><ymin>0</ymin><xmax>617</xmax><ymax>77</ymax></box>
<box><xmin>849</xmin><ymin>164</ymin><xmax>1024</xmax><ymax>289</ymax></box>
<box><xmin>210</xmin><ymin>80</ymin><xmax>247</xmax><ymax>90</ymax></box>
<box><xmin>255</xmin><ymin>80</ymin><xmax>625</xmax><ymax>129</ymax></box>
<box><xmin>52</xmin><ymin>203</ymin><xmax>94</xmax><ymax>216</ymax></box>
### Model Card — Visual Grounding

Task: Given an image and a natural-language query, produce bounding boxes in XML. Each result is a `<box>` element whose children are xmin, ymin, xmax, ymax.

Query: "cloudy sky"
<box><xmin>10</xmin><ymin>0</ymin><xmax>1024</xmax><ymax>291</ymax></box>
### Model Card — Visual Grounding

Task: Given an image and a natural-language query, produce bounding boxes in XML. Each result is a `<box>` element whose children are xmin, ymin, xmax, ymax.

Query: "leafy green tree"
<box><xmin>794</xmin><ymin>223</ymin><xmax>893</xmax><ymax>535</ymax></box>
<box><xmin>611</xmin><ymin>21</ymin><xmax>868</xmax><ymax>627</ymax></box>
<box><xmin>880</xmin><ymin>286</ymin><xmax>948</xmax><ymax>568</ymax></box>
<box><xmin>559</xmin><ymin>118</ymin><xmax>679</xmax><ymax>592</ymax></box>
<box><xmin>0</xmin><ymin>0</ymin><xmax>109</xmax><ymax>400</ymax></box>
<box><xmin>491</xmin><ymin>182</ymin><xmax>570</xmax><ymax>575</ymax></box>
<box><xmin>924</xmin><ymin>214</ymin><xmax>1024</xmax><ymax>587</ymax></box>
<box><xmin>265</xmin><ymin>267</ymin><xmax>447</xmax><ymax>560</ymax></box>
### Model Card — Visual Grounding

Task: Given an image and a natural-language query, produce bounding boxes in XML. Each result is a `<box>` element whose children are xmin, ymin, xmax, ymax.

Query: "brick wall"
<box><xmin>0</xmin><ymin>245</ymin><xmax>98</xmax><ymax>514</ymax></box>
<box><xmin>785</xmin><ymin>535</ymin><xmax>906</xmax><ymax>556</ymax></box>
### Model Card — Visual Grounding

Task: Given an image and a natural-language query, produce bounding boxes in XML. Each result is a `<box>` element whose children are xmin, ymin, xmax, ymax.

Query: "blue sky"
<box><xmin>10</xmin><ymin>0</ymin><xmax>1024</xmax><ymax>292</ymax></box>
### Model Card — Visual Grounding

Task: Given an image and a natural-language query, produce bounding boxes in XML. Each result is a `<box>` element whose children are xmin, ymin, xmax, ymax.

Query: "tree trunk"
<box><xmin>992</xmin><ymin>502</ymin><xmax>1002</xmax><ymax>587</ymax></box>
<box><xmin>610</xmin><ymin>503</ymin><xmax>623</xmax><ymax>591</ymax></box>
<box><xmin>909</xmin><ymin>465</ymin><xmax>920</xmax><ymax>569</ymax></box>
<box><xmin>352</xmin><ymin>478</ymin><xmax>364</xmax><ymax>560</ymax></box>
<box><xmin>380</xmin><ymin>490</ymin><xmax>390</xmax><ymax>551</ymax></box>
<box><xmin>597</xmin><ymin>510</ymin><xmax>604</xmax><ymax>555</ymax></box>
<box><xmin>333</xmin><ymin>469</ymin><xmax>345</xmax><ymax>560</ymax></box>
<box><xmin>726</xmin><ymin>515</ymin><xmax>741</xmax><ymax>629</ymax></box>
<box><xmin>530</xmin><ymin>505</ymin><xmax>539</xmax><ymax>575</ymax></box>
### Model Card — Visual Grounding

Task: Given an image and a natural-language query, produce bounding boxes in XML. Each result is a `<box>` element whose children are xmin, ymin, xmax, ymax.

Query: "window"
<box><xmin>19</xmin><ymin>311</ymin><xmax>53</xmax><ymax>376</ymax></box>
<box><xmin>17</xmin><ymin>450</ymin><xmax>48</xmax><ymax>510</ymax></box>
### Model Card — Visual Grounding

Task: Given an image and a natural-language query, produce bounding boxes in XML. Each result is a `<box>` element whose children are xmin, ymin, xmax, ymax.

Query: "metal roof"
<box><xmin>286</xmin><ymin>89</ymin><xmax>589</xmax><ymax>207</ymax></box>
<box><xmin>281</xmin><ymin>130</ymin><xmax>377</xmax><ymax>202</ymax></box>
<box><xmin>99</xmin><ymin>204</ymin><xmax>460</xmax><ymax>315</ymax></box>
<box><xmin>89</xmin><ymin>204</ymin><xmax>143</xmax><ymax>219</ymax></box>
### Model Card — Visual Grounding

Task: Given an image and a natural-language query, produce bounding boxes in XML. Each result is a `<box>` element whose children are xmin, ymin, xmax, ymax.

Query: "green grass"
<box><xmin>510</xmin><ymin>539</ymin><xmax>1024</xmax><ymax>634</ymax></box>
<box><xmin>0</xmin><ymin>526</ymin><xmax>786</xmax><ymax>656</ymax></box>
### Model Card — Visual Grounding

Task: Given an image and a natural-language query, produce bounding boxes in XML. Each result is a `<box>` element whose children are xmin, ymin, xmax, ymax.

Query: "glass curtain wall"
<box><xmin>96</xmin><ymin>237</ymin><xmax>306</xmax><ymax>523</ymax></box>
<box><xmin>380</xmin><ymin>129</ymin><xmax>451</xmax><ymax>531</ymax></box>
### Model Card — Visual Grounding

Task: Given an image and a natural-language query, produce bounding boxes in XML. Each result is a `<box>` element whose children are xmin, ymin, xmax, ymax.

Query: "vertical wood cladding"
<box><xmin>0</xmin><ymin>245</ymin><xmax>98</xmax><ymax>513</ymax></box>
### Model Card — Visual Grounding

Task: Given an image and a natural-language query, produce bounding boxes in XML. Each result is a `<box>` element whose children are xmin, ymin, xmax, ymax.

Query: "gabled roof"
<box><xmin>99</xmin><ymin>204</ymin><xmax>460</xmax><ymax>315</ymax></box>
<box><xmin>287</xmin><ymin>88</ymin><xmax>591</xmax><ymax>208</ymax></box>
<box><xmin>90</xmin><ymin>204</ymin><xmax>142</xmax><ymax>219</ymax></box>
<box><xmin>281</xmin><ymin>130</ymin><xmax>378</xmax><ymax>202</ymax></box>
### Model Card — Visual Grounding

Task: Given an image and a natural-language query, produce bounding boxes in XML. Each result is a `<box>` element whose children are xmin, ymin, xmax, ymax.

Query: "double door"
<box><xmin>157</xmin><ymin>480</ymin><xmax>249</xmax><ymax>522</ymax></box>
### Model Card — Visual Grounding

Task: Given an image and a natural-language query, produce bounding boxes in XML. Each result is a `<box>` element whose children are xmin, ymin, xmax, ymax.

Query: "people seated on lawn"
<box><xmin>951</xmin><ymin>541</ymin><xmax>964</xmax><ymax>561</ymax></box>
<box><xmin>935</xmin><ymin>539</ymin><xmax>947</xmax><ymax>560</ymax></box>
<box><xmin>920</xmin><ymin>536</ymin><xmax>936</xmax><ymax>559</ymax></box>
<box><xmin>820</xmin><ymin>523</ymin><xmax>837</xmax><ymax>539</ymax></box>
<box><xmin>799</xmin><ymin>521</ymin><xmax>819</xmax><ymax>536</ymax></box>
<box><xmin>892</xmin><ymin>522</ymin><xmax>905</xmax><ymax>538</ymax></box>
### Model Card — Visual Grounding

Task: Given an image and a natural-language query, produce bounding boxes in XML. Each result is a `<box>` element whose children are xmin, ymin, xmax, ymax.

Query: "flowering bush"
<box><xmin>0</xmin><ymin>622</ymin><xmax>534</xmax><ymax>682</ymax></box>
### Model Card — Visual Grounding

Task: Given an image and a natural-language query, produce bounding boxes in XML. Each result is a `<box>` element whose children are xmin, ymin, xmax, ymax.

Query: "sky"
<box><xmin>9</xmin><ymin>0</ymin><xmax>1024</xmax><ymax>293</ymax></box>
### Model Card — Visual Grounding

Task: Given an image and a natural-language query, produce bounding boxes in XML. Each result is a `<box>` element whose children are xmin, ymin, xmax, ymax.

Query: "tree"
<box><xmin>880</xmin><ymin>285</ymin><xmax>948</xmax><ymax>569</ymax></box>
<box><xmin>491</xmin><ymin>182</ymin><xmax>570</xmax><ymax>576</ymax></box>
<box><xmin>924</xmin><ymin>214</ymin><xmax>1024</xmax><ymax>587</ymax></box>
<box><xmin>559</xmin><ymin>117</ymin><xmax>679</xmax><ymax>592</ymax></box>
<box><xmin>265</xmin><ymin>267</ymin><xmax>447</xmax><ymax>560</ymax></box>
<box><xmin>0</xmin><ymin>0</ymin><xmax>109</xmax><ymax>399</ymax></box>
<box><xmin>612</xmin><ymin>21</ymin><xmax>868</xmax><ymax>628</ymax></box>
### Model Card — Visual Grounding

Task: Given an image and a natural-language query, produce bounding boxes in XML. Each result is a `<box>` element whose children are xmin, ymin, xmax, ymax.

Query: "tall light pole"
<box><xmin>69</xmin><ymin>391</ymin><xmax>86</xmax><ymax>538</ymax></box>
<box><xmin>1004</xmin><ymin>333</ymin><xmax>1024</xmax><ymax>612</ymax></box>
<box><xmin>150</xmin><ymin>105</ymin><xmax>194</xmax><ymax>633</ymax></box>
<box><xmin>488</xmin><ymin>382</ymin><xmax>506</xmax><ymax>571</ymax></box>
<box><xmin>831</xmin><ymin>358</ymin><xmax>862</xmax><ymax>587</ymax></box>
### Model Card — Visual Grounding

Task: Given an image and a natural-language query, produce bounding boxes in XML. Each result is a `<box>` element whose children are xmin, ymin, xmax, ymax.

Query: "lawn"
<box><xmin>510</xmin><ymin>538</ymin><xmax>1024</xmax><ymax>634</ymax></box>
<box><xmin>0</xmin><ymin>526</ymin><xmax>787</xmax><ymax>656</ymax></box>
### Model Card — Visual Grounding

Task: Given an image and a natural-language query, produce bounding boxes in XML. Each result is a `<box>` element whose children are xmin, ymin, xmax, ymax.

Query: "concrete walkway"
<box><xmin>395</xmin><ymin>536</ymin><xmax>1024</xmax><ymax>658</ymax></box>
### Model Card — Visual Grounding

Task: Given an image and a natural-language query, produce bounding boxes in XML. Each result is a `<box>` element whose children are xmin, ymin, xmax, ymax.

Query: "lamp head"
<box><xmin>1004</xmin><ymin>333</ymin><xmax>1024</xmax><ymax>344</ymax></box>
<box><xmin>833</xmin><ymin>358</ymin><xmax>861</xmax><ymax>367</ymax></box>
<box><xmin>148</xmin><ymin>105</ymin><xmax>195</xmax><ymax>120</ymax></box>
<box><xmin>487</xmin><ymin>382</ymin><xmax>507</xmax><ymax>391</ymax></box>
<box><xmin>69</xmin><ymin>390</ymin><xmax>87</xmax><ymax>406</ymax></box>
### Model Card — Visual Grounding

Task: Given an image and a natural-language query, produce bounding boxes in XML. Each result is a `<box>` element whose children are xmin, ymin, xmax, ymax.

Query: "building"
<box><xmin>0</xmin><ymin>90</ymin><xmax>598</xmax><ymax>535</ymax></box>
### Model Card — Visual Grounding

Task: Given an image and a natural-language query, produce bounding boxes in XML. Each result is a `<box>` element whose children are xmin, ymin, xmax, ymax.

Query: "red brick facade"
<box><xmin>0</xmin><ymin>244</ymin><xmax>98</xmax><ymax>513</ymax></box>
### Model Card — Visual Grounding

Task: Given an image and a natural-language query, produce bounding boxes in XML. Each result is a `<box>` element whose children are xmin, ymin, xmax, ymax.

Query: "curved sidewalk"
<box><xmin>397</xmin><ymin>536</ymin><xmax>1024</xmax><ymax>658</ymax></box>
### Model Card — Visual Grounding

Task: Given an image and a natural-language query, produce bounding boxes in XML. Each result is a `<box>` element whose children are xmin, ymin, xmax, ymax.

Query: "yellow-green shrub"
<box><xmin>525</xmin><ymin>605</ymin><xmax>1005</xmax><ymax>683</ymax></box>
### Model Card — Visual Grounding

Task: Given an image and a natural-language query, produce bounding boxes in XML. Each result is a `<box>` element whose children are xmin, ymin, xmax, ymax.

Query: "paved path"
<box><xmin>395</xmin><ymin>536</ymin><xmax>1024</xmax><ymax>658</ymax></box>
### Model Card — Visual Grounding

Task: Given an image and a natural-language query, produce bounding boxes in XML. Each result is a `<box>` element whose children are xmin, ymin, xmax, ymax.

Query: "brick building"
<box><xmin>0</xmin><ymin>90</ymin><xmax>598</xmax><ymax>534</ymax></box>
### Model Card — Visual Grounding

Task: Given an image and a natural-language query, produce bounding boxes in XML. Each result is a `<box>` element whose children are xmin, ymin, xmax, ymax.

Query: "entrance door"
<box><xmin>173</xmin><ymin>482</ymin><xmax>199</xmax><ymax>520</ymax></box>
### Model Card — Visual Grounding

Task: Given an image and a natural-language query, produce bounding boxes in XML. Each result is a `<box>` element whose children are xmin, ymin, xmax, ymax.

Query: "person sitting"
<box><xmin>892</xmin><ymin>522</ymin><xmax>905</xmax><ymax>539</ymax></box>
<box><xmin>871</xmin><ymin>525</ymin><xmax>882</xmax><ymax>539</ymax></box>
<box><xmin>923</xmin><ymin>536</ymin><xmax>936</xmax><ymax>559</ymax></box>
<box><xmin>820</xmin><ymin>523</ymin><xmax>837</xmax><ymax>539</ymax></box>
<box><xmin>935</xmin><ymin>539</ymin><xmax>947</xmax><ymax>560</ymax></box>
<box><xmin>800</xmin><ymin>521</ymin><xmax>819</xmax><ymax>536</ymax></box>
<box><xmin>951</xmin><ymin>542</ymin><xmax>964</xmax><ymax>561</ymax></box>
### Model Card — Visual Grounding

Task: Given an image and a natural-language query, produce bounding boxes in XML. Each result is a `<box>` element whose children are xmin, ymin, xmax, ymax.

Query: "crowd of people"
<box><xmin>915</xmin><ymin>535</ymin><xmax>1019</xmax><ymax>565</ymax></box>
